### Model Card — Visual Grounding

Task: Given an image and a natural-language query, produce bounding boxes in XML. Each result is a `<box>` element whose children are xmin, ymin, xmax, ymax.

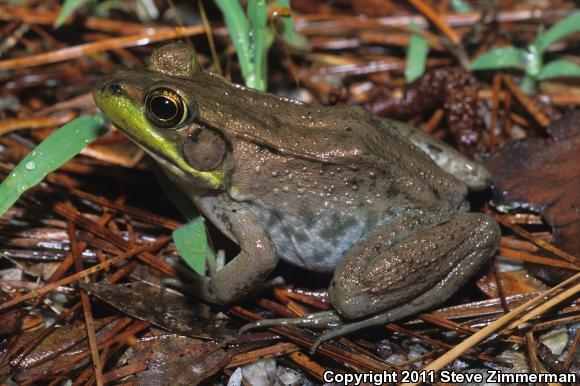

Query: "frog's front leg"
<box><xmin>192</xmin><ymin>206</ymin><xmax>278</xmax><ymax>305</ymax></box>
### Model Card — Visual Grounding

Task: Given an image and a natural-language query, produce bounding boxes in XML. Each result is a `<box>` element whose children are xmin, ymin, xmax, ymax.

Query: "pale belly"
<box><xmin>194</xmin><ymin>194</ymin><xmax>390</xmax><ymax>274</ymax></box>
<box><xmin>246</xmin><ymin>202</ymin><xmax>387</xmax><ymax>273</ymax></box>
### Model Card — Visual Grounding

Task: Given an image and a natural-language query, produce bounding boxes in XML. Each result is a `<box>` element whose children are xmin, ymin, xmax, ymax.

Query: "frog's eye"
<box><xmin>145</xmin><ymin>87</ymin><xmax>189</xmax><ymax>128</ymax></box>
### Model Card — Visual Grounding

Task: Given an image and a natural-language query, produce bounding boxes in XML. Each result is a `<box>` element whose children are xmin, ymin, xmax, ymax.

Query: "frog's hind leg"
<box><xmin>241</xmin><ymin>213</ymin><xmax>499</xmax><ymax>352</ymax></box>
<box><xmin>330</xmin><ymin>212</ymin><xmax>499</xmax><ymax>320</ymax></box>
<box><xmin>319</xmin><ymin>213</ymin><xmax>499</xmax><ymax>347</ymax></box>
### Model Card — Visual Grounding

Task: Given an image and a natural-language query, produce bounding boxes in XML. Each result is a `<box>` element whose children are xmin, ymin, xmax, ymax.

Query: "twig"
<box><xmin>499</xmin><ymin>247</ymin><xmax>580</xmax><ymax>271</ymax></box>
<box><xmin>407</xmin><ymin>0</ymin><xmax>460</xmax><ymax>44</ymax></box>
<box><xmin>493</xmin><ymin>214</ymin><xmax>579</xmax><ymax>264</ymax></box>
<box><xmin>69</xmin><ymin>221</ymin><xmax>103</xmax><ymax>386</ymax></box>
<box><xmin>0</xmin><ymin>25</ymin><xmax>205</xmax><ymax>70</ymax></box>
<box><xmin>0</xmin><ymin>239</ymin><xmax>169</xmax><ymax>311</ymax></box>
<box><xmin>502</xmin><ymin>75</ymin><xmax>551</xmax><ymax>127</ymax></box>
<box><xmin>562</xmin><ymin>327</ymin><xmax>580</xmax><ymax>371</ymax></box>
<box><xmin>401</xmin><ymin>271</ymin><xmax>580</xmax><ymax>385</ymax></box>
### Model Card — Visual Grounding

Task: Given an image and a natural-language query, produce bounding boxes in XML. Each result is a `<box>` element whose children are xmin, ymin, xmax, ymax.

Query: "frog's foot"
<box><xmin>309</xmin><ymin>273</ymin><xmax>477</xmax><ymax>353</ymax></box>
<box><xmin>310</xmin><ymin>314</ymin><xmax>389</xmax><ymax>353</ymax></box>
<box><xmin>240</xmin><ymin>310</ymin><xmax>342</xmax><ymax>333</ymax></box>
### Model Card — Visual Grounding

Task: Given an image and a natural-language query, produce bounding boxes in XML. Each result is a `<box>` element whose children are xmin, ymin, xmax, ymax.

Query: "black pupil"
<box><xmin>150</xmin><ymin>96</ymin><xmax>177</xmax><ymax>121</ymax></box>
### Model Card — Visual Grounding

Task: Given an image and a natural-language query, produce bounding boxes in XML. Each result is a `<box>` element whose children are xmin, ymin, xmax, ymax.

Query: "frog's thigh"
<box><xmin>205</xmin><ymin>207</ymin><xmax>278</xmax><ymax>305</ymax></box>
<box><xmin>329</xmin><ymin>213</ymin><xmax>500</xmax><ymax>320</ymax></box>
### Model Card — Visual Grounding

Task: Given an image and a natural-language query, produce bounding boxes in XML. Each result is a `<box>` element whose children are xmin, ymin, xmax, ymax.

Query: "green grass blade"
<box><xmin>214</xmin><ymin>0</ymin><xmax>254</xmax><ymax>86</ymax></box>
<box><xmin>0</xmin><ymin>113</ymin><xmax>107</xmax><ymax>216</ymax></box>
<box><xmin>405</xmin><ymin>23</ymin><xmax>429</xmax><ymax>83</ymax></box>
<box><xmin>248</xmin><ymin>0</ymin><xmax>269</xmax><ymax>91</ymax></box>
<box><xmin>469</xmin><ymin>47</ymin><xmax>527</xmax><ymax>71</ymax></box>
<box><xmin>537</xmin><ymin>59</ymin><xmax>580</xmax><ymax>80</ymax></box>
<box><xmin>172</xmin><ymin>217</ymin><xmax>210</xmax><ymax>276</ymax></box>
<box><xmin>54</xmin><ymin>0</ymin><xmax>92</xmax><ymax>28</ymax></box>
<box><xmin>535</xmin><ymin>12</ymin><xmax>580</xmax><ymax>53</ymax></box>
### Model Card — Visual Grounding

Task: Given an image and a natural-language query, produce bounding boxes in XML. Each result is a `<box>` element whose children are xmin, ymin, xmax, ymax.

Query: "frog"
<box><xmin>93</xmin><ymin>42</ymin><xmax>501</xmax><ymax>350</ymax></box>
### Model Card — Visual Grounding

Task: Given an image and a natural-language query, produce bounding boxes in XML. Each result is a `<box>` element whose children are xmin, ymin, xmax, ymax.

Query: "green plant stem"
<box><xmin>214</xmin><ymin>0</ymin><xmax>254</xmax><ymax>87</ymax></box>
<box><xmin>248</xmin><ymin>0</ymin><xmax>268</xmax><ymax>91</ymax></box>
<box><xmin>520</xmin><ymin>74</ymin><xmax>536</xmax><ymax>94</ymax></box>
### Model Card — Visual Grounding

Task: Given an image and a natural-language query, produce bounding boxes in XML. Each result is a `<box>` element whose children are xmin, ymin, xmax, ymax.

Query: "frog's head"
<box><xmin>93</xmin><ymin>42</ymin><xmax>225</xmax><ymax>190</ymax></box>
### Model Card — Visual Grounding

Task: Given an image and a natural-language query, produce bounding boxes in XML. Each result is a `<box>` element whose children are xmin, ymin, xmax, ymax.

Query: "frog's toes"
<box><xmin>239</xmin><ymin>311</ymin><xmax>343</xmax><ymax>334</ymax></box>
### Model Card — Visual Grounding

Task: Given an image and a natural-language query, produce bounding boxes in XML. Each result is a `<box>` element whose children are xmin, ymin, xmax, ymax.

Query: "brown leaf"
<box><xmin>487</xmin><ymin>111</ymin><xmax>580</xmax><ymax>260</ymax></box>
<box><xmin>132</xmin><ymin>333</ymin><xmax>230</xmax><ymax>386</ymax></box>
<box><xmin>0</xmin><ymin>293</ymin><xmax>23</xmax><ymax>336</ymax></box>
<box><xmin>11</xmin><ymin>317</ymin><xmax>120</xmax><ymax>381</ymax></box>
<box><xmin>476</xmin><ymin>269</ymin><xmax>548</xmax><ymax>298</ymax></box>
<box><xmin>81</xmin><ymin>281</ymin><xmax>239</xmax><ymax>342</ymax></box>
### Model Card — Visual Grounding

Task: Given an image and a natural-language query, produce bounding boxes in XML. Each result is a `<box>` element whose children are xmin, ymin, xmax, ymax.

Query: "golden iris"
<box><xmin>145</xmin><ymin>87</ymin><xmax>188</xmax><ymax>128</ymax></box>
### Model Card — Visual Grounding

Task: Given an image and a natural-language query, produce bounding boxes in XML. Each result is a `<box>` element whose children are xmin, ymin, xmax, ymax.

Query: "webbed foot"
<box><xmin>240</xmin><ymin>310</ymin><xmax>342</xmax><ymax>333</ymax></box>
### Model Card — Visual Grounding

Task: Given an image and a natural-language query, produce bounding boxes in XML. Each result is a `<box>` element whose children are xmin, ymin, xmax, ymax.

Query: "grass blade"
<box><xmin>537</xmin><ymin>59</ymin><xmax>580</xmax><ymax>81</ymax></box>
<box><xmin>469</xmin><ymin>47</ymin><xmax>527</xmax><ymax>71</ymax></box>
<box><xmin>0</xmin><ymin>113</ymin><xmax>107</xmax><ymax>216</ymax></box>
<box><xmin>214</xmin><ymin>0</ymin><xmax>253</xmax><ymax>86</ymax></box>
<box><xmin>148</xmin><ymin>160</ymin><xmax>212</xmax><ymax>277</ymax></box>
<box><xmin>450</xmin><ymin>0</ymin><xmax>473</xmax><ymax>14</ymax></box>
<box><xmin>276</xmin><ymin>0</ymin><xmax>296</xmax><ymax>44</ymax></box>
<box><xmin>248</xmin><ymin>0</ymin><xmax>269</xmax><ymax>91</ymax></box>
<box><xmin>405</xmin><ymin>23</ymin><xmax>429</xmax><ymax>83</ymax></box>
<box><xmin>54</xmin><ymin>0</ymin><xmax>92</xmax><ymax>28</ymax></box>
<box><xmin>535</xmin><ymin>12</ymin><xmax>580</xmax><ymax>53</ymax></box>
<box><xmin>172</xmin><ymin>217</ymin><xmax>210</xmax><ymax>276</ymax></box>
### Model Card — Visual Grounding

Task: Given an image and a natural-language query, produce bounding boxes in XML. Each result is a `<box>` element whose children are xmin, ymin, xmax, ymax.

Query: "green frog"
<box><xmin>93</xmin><ymin>42</ymin><xmax>500</xmax><ymax>349</ymax></box>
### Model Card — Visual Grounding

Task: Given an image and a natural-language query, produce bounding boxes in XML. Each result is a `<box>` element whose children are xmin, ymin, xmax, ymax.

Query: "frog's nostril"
<box><xmin>109</xmin><ymin>83</ymin><xmax>123</xmax><ymax>95</ymax></box>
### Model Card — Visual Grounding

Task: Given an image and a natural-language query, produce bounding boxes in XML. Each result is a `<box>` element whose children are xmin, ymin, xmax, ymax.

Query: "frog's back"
<box><xmin>192</xmin><ymin>70</ymin><xmax>466</xmax><ymax>207</ymax></box>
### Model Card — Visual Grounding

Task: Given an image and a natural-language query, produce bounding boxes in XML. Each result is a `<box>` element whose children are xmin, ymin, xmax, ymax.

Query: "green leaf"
<box><xmin>449</xmin><ymin>0</ymin><xmax>473</xmax><ymax>14</ymax></box>
<box><xmin>214</xmin><ymin>0</ymin><xmax>254</xmax><ymax>87</ymax></box>
<box><xmin>0</xmin><ymin>113</ymin><xmax>107</xmax><ymax>216</ymax></box>
<box><xmin>535</xmin><ymin>12</ymin><xmax>580</xmax><ymax>53</ymax></box>
<box><xmin>405</xmin><ymin>23</ymin><xmax>429</xmax><ymax>83</ymax></box>
<box><xmin>54</xmin><ymin>0</ymin><xmax>92</xmax><ymax>28</ymax></box>
<box><xmin>172</xmin><ymin>217</ymin><xmax>210</xmax><ymax>276</ymax></box>
<box><xmin>248</xmin><ymin>0</ymin><xmax>270</xmax><ymax>91</ymax></box>
<box><xmin>469</xmin><ymin>47</ymin><xmax>528</xmax><ymax>71</ymax></box>
<box><xmin>537</xmin><ymin>59</ymin><xmax>580</xmax><ymax>80</ymax></box>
